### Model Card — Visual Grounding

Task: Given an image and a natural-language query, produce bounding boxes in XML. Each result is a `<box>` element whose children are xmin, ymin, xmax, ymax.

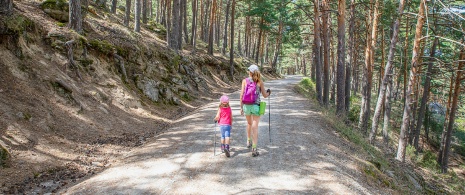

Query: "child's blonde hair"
<box><xmin>219</xmin><ymin>102</ymin><xmax>230</xmax><ymax>108</ymax></box>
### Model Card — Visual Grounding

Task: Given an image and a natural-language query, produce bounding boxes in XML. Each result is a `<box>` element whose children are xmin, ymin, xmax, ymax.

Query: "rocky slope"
<box><xmin>0</xmin><ymin>1</ymin><xmax>278</xmax><ymax>193</ymax></box>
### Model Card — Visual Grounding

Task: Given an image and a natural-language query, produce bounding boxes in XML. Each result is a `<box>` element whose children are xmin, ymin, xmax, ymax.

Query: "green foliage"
<box><xmin>56</xmin><ymin>22</ymin><xmax>66</xmax><ymax>27</ymax></box>
<box><xmin>0</xmin><ymin>145</ymin><xmax>9</xmax><ymax>168</ymax></box>
<box><xmin>419</xmin><ymin>150</ymin><xmax>439</xmax><ymax>170</ymax></box>
<box><xmin>89</xmin><ymin>39</ymin><xmax>115</xmax><ymax>55</ymax></box>
<box><xmin>40</xmin><ymin>0</ymin><xmax>68</xmax><ymax>11</ymax></box>
<box><xmin>5</xmin><ymin>15</ymin><xmax>34</xmax><ymax>33</ymax></box>
<box><xmin>348</xmin><ymin>105</ymin><xmax>361</xmax><ymax>123</ymax></box>
<box><xmin>147</xmin><ymin>20</ymin><xmax>167</xmax><ymax>35</ymax></box>
<box><xmin>299</xmin><ymin>77</ymin><xmax>315</xmax><ymax>91</ymax></box>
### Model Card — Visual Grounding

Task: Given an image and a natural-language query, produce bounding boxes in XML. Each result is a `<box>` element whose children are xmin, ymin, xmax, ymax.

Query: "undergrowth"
<box><xmin>295</xmin><ymin>77</ymin><xmax>465</xmax><ymax>194</ymax></box>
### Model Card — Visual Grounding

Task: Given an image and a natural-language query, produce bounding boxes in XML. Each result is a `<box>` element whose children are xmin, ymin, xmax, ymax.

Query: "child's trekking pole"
<box><xmin>214</xmin><ymin>121</ymin><xmax>217</xmax><ymax>156</ymax></box>
<box><xmin>267</xmin><ymin>89</ymin><xmax>271</xmax><ymax>143</ymax></box>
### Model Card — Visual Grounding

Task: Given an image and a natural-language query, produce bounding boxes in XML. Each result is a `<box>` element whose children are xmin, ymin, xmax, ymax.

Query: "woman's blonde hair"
<box><xmin>251</xmin><ymin>71</ymin><xmax>261</xmax><ymax>83</ymax></box>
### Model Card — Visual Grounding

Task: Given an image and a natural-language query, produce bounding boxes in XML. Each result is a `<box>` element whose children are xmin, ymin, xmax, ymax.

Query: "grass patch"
<box><xmin>0</xmin><ymin>145</ymin><xmax>9</xmax><ymax>168</ymax></box>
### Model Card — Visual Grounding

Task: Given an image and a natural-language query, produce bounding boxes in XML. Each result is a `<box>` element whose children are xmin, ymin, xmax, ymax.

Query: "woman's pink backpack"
<box><xmin>242</xmin><ymin>78</ymin><xmax>257</xmax><ymax>104</ymax></box>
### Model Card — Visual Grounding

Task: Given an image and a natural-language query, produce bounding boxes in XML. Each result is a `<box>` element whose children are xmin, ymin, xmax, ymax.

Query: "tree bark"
<box><xmin>208</xmin><ymin>0</ymin><xmax>216</xmax><ymax>55</ymax></box>
<box><xmin>396</xmin><ymin>0</ymin><xmax>426</xmax><ymax>162</ymax></box>
<box><xmin>69</xmin><ymin>0</ymin><xmax>83</xmax><ymax>34</ymax></box>
<box><xmin>336</xmin><ymin>0</ymin><xmax>346</xmax><ymax>114</ymax></box>
<box><xmin>345</xmin><ymin>0</ymin><xmax>355</xmax><ymax>112</ymax></box>
<box><xmin>124</xmin><ymin>0</ymin><xmax>131</xmax><ymax>27</ymax></box>
<box><xmin>271</xmin><ymin>20</ymin><xmax>283</xmax><ymax>71</ymax></box>
<box><xmin>142</xmin><ymin>0</ymin><xmax>147</xmax><ymax>24</ymax></box>
<box><xmin>111</xmin><ymin>0</ymin><xmax>117</xmax><ymax>13</ymax></box>
<box><xmin>134</xmin><ymin>0</ymin><xmax>141</xmax><ymax>32</ymax></box>
<box><xmin>229</xmin><ymin>0</ymin><xmax>236</xmax><ymax>78</ymax></box>
<box><xmin>169</xmin><ymin>0</ymin><xmax>180</xmax><ymax>50</ymax></box>
<box><xmin>440</xmin><ymin>49</ymin><xmax>464</xmax><ymax>173</ymax></box>
<box><xmin>438</xmin><ymin>74</ymin><xmax>454</xmax><ymax>167</ymax></box>
<box><xmin>413</xmin><ymin>38</ymin><xmax>438</xmax><ymax>149</ymax></box>
<box><xmin>359</xmin><ymin>0</ymin><xmax>379</xmax><ymax>134</ymax></box>
<box><xmin>182</xmin><ymin>0</ymin><xmax>188</xmax><ymax>43</ymax></box>
<box><xmin>222</xmin><ymin>0</ymin><xmax>231</xmax><ymax>55</ymax></box>
<box><xmin>314</xmin><ymin>0</ymin><xmax>323</xmax><ymax>104</ymax></box>
<box><xmin>255</xmin><ymin>17</ymin><xmax>265</xmax><ymax>64</ymax></box>
<box><xmin>369</xmin><ymin>0</ymin><xmax>406</xmax><ymax>144</ymax></box>
<box><xmin>0</xmin><ymin>0</ymin><xmax>13</xmax><ymax>15</ymax></box>
<box><xmin>322</xmin><ymin>0</ymin><xmax>330</xmax><ymax>106</ymax></box>
<box><xmin>191</xmin><ymin>0</ymin><xmax>198</xmax><ymax>51</ymax></box>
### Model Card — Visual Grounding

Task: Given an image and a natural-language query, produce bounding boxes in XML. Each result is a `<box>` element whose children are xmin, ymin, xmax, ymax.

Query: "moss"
<box><xmin>78</xmin><ymin>59</ymin><xmax>94</xmax><ymax>67</ymax></box>
<box><xmin>5</xmin><ymin>15</ymin><xmax>34</xmax><ymax>33</ymax></box>
<box><xmin>89</xmin><ymin>39</ymin><xmax>114</xmax><ymax>55</ymax></box>
<box><xmin>56</xmin><ymin>22</ymin><xmax>66</xmax><ymax>27</ymax></box>
<box><xmin>146</xmin><ymin>20</ymin><xmax>167</xmax><ymax>35</ymax></box>
<box><xmin>40</xmin><ymin>0</ymin><xmax>68</xmax><ymax>11</ymax></box>
<box><xmin>0</xmin><ymin>145</ymin><xmax>9</xmax><ymax>168</ymax></box>
<box><xmin>115</xmin><ymin>46</ymin><xmax>129</xmax><ymax>58</ymax></box>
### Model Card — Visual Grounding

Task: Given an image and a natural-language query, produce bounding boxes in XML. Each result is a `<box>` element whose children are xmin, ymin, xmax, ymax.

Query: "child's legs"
<box><xmin>251</xmin><ymin>115</ymin><xmax>261</xmax><ymax>146</ymax></box>
<box><xmin>220</xmin><ymin>125</ymin><xmax>228</xmax><ymax>144</ymax></box>
<box><xmin>223</xmin><ymin>125</ymin><xmax>231</xmax><ymax>145</ymax></box>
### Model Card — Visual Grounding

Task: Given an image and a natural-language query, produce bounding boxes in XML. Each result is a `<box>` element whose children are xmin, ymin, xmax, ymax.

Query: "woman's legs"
<box><xmin>251</xmin><ymin>115</ymin><xmax>261</xmax><ymax>147</ymax></box>
<box><xmin>245</xmin><ymin>115</ymin><xmax>253</xmax><ymax>146</ymax></box>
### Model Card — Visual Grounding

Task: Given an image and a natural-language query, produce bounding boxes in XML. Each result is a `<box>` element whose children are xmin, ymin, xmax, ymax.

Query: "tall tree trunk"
<box><xmin>314</xmin><ymin>0</ymin><xmax>323</xmax><ymax>104</ymax></box>
<box><xmin>142</xmin><ymin>0</ymin><xmax>147</xmax><ymax>24</ymax></box>
<box><xmin>69</xmin><ymin>0</ymin><xmax>83</xmax><ymax>34</ymax></box>
<box><xmin>413</xmin><ymin>38</ymin><xmax>438</xmax><ymax>149</ymax></box>
<box><xmin>439</xmin><ymin>49</ymin><xmax>464</xmax><ymax>173</ymax></box>
<box><xmin>396</xmin><ymin>0</ymin><xmax>426</xmax><ymax>162</ymax></box>
<box><xmin>208</xmin><ymin>0</ymin><xmax>216</xmax><ymax>55</ymax></box>
<box><xmin>165</xmin><ymin>0</ymin><xmax>171</xmax><ymax>44</ymax></box>
<box><xmin>438</xmin><ymin>74</ymin><xmax>454</xmax><ymax>166</ymax></box>
<box><xmin>169</xmin><ymin>0</ymin><xmax>180</xmax><ymax>50</ymax></box>
<box><xmin>111</xmin><ymin>0</ymin><xmax>117</xmax><ymax>13</ymax></box>
<box><xmin>135</xmin><ymin>0</ymin><xmax>142</xmax><ymax>32</ymax></box>
<box><xmin>336</xmin><ymin>0</ymin><xmax>346</xmax><ymax>114</ymax></box>
<box><xmin>222</xmin><ymin>0</ymin><xmax>231</xmax><ymax>55</ymax></box>
<box><xmin>322</xmin><ymin>0</ymin><xmax>330</xmax><ymax>106</ymax></box>
<box><xmin>229</xmin><ymin>0</ymin><xmax>236</xmax><ymax>78</ymax></box>
<box><xmin>238</xmin><ymin>23</ymin><xmax>242</xmax><ymax>55</ymax></box>
<box><xmin>345</xmin><ymin>0</ymin><xmax>355</xmax><ymax>112</ymax></box>
<box><xmin>359</xmin><ymin>0</ymin><xmax>379</xmax><ymax>133</ymax></box>
<box><xmin>177</xmin><ymin>0</ymin><xmax>183</xmax><ymax>49</ymax></box>
<box><xmin>191</xmin><ymin>0</ymin><xmax>198</xmax><ymax>51</ymax></box>
<box><xmin>124</xmin><ymin>0</ymin><xmax>132</xmax><ymax>27</ymax></box>
<box><xmin>255</xmin><ymin>17</ymin><xmax>265</xmax><ymax>64</ymax></box>
<box><xmin>369</xmin><ymin>0</ymin><xmax>406</xmax><ymax>144</ymax></box>
<box><xmin>0</xmin><ymin>0</ymin><xmax>13</xmax><ymax>15</ymax></box>
<box><xmin>271</xmin><ymin>20</ymin><xmax>283</xmax><ymax>71</ymax></box>
<box><xmin>181</xmin><ymin>0</ymin><xmax>189</xmax><ymax>44</ymax></box>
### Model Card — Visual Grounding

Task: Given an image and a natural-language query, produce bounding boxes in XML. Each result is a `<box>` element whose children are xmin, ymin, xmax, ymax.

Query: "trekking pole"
<box><xmin>267</xmin><ymin>89</ymin><xmax>271</xmax><ymax>143</ymax></box>
<box><xmin>214</xmin><ymin>121</ymin><xmax>217</xmax><ymax>156</ymax></box>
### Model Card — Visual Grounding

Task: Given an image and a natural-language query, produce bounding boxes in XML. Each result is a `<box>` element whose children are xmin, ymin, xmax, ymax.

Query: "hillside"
<box><xmin>0</xmin><ymin>1</ymin><xmax>278</xmax><ymax>193</ymax></box>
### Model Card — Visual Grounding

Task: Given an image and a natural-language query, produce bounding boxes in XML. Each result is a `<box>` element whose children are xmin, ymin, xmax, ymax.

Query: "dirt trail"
<box><xmin>60</xmin><ymin>76</ymin><xmax>390</xmax><ymax>194</ymax></box>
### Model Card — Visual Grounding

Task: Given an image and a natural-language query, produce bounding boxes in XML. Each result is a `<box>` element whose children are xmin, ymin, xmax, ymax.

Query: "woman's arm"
<box><xmin>260</xmin><ymin>81</ymin><xmax>270</xmax><ymax>98</ymax></box>
<box><xmin>239</xmin><ymin>79</ymin><xmax>246</xmax><ymax>115</ymax></box>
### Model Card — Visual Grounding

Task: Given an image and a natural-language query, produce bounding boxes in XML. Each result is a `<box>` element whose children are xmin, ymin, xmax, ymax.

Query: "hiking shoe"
<box><xmin>247</xmin><ymin>140</ymin><xmax>252</xmax><ymax>148</ymax></box>
<box><xmin>224</xmin><ymin>149</ymin><xmax>230</xmax><ymax>157</ymax></box>
<box><xmin>252</xmin><ymin>148</ymin><xmax>259</xmax><ymax>157</ymax></box>
<box><xmin>221</xmin><ymin>145</ymin><xmax>225</xmax><ymax>152</ymax></box>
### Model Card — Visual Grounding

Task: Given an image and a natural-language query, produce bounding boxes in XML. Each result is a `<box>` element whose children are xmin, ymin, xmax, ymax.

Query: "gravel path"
<box><xmin>61</xmin><ymin>76</ymin><xmax>389</xmax><ymax>194</ymax></box>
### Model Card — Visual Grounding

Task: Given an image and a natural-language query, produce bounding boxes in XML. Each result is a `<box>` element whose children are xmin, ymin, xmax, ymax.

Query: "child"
<box><xmin>214</xmin><ymin>95</ymin><xmax>233</xmax><ymax>157</ymax></box>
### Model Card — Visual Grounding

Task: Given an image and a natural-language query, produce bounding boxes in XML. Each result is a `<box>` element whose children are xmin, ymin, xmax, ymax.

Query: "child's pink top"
<box><xmin>218</xmin><ymin>107</ymin><xmax>232</xmax><ymax>126</ymax></box>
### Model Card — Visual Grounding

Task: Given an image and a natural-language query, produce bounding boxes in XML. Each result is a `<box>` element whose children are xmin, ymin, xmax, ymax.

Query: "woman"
<box><xmin>240</xmin><ymin>64</ymin><xmax>271</xmax><ymax>157</ymax></box>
